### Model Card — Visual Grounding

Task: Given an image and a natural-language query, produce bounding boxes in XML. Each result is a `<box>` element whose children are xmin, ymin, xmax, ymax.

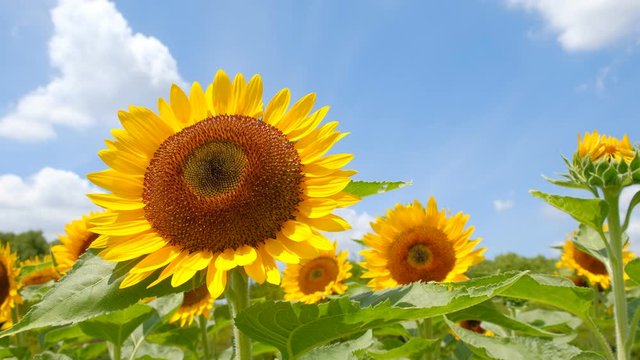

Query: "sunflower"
<box><xmin>557</xmin><ymin>240</ymin><xmax>634</xmax><ymax>289</ymax></box>
<box><xmin>360</xmin><ymin>197</ymin><xmax>485</xmax><ymax>290</ymax></box>
<box><xmin>169</xmin><ymin>285</ymin><xmax>213</xmax><ymax>327</ymax></box>
<box><xmin>87</xmin><ymin>70</ymin><xmax>359</xmax><ymax>299</ymax></box>
<box><xmin>577</xmin><ymin>131</ymin><xmax>635</xmax><ymax>164</ymax></box>
<box><xmin>51</xmin><ymin>212</ymin><xmax>100</xmax><ymax>274</ymax></box>
<box><xmin>20</xmin><ymin>255</ymin><xmax>60</xmax><ymax>286</ymax></box>
<box><xmin>281</xmin><ymin>241</ymin><xmax>351</xmax><ymax>304</ymax></box>
<box><xmin>454</xmin><ymin>320</ymin><xmax>495</xmax><ymax>338</ymax></box>
<box><xmin>0</xmin><ymin>244</ymin><xmax>22</xmax><ymax>330</ymax></box>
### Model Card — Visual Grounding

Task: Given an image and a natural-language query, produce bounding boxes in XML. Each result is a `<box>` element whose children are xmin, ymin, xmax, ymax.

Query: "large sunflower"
<box><xmin>0</xmin><ymin>244</ymin><xmax>22</xmax><ymax>330</ymax></box>
<box><xmin>281</xmin><ymin>241</ymin><xmax>351</xmax><ymax>304</ymax></box>
<box><xmin>577</xmin><ymin>131</ymin><xmax>635</xmax><ymax>164</ymax></box>
<box><xmin>360</xmin><ymin>197</ymin><xmax>485</xmax><ymax>290</ymax></box>
<box><xmin>20</xmin><ymin>255</ymin><xmax>60</xmax><ymax>286</ymax></box>
<box><xmin>51</xmin><ymin>212</ymin><xmax>100</xmax><ymax>274</ymax></box>
<box><xmin>169</xmin><ymin>285</ymin><xmax>213</xmax><ymax>327</ymax></box>
<box><xmin>88</xmin><ymin>70</ymin><xmax>359</xmax><ymax>299</ymax></box>
<box><xmin>557</xmin><ymin>240</ymin><xmax>634</xmax><ymax>289</ymax></box>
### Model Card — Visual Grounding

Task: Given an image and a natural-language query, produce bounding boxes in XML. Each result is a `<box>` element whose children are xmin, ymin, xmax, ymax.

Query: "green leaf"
<box><xmin>366</xmin><ymin>338</ymin><xmax>436</xmax><ymax>359</ymax></box>
<box><xmin>625</xmin><ymin>258</ymin><xmax>640</xmax><ymax>284</ymax></box>
<box><xmin>78</xmin><ymin>304</ymin><xmax>154</xmax><ymax>346</ymax></box>
<box><xmin>342</xmin><ymin>180</ymin><xmax>411</xmax><ymax>198</ymax></box>
<box><xmin>448</xmin><ymin>301</ymin><xmax>559</xmax><ymax>337</ymax></box>
<box><xmin>446</xmin><ymin>319</ymin><xmax>604</xmax><ymax>360</ymax></box>
<box><xmin>515</xmin><ymin>309</ymin><xmax>582</xmax><ymax>331</ymax></box>
<box><xmin>543</xmin><ymin>176</ymin><xmax>588</xmax><ymax>190</ymax></box>
<box><xmin>0</xmin><ymin>346</ymin><xmax>29</xmax><ymax>360</ymax></box>
<box><xmin>43</xmin><ymin>324</ymin><xmax>89</xmax><ymax>345</ymax></box>
<box><xmin>623</xmin><ymin>190</ymin><xmax>640</xmax><ymax>230</ymax></box>
<box><xmin>573</xmin><ymin>224</ymin><xmax>609</xmax><ymax>264</ymax></box>
<box><xmin>32</xmin><ymin>352</ymin><xmax>74</xmax><ymax>360</ymax></box>
<box><xmin>235</xmin><ymin>272</ymin><xmax>526</xmax><ymax>359</ymax></box>
<box><xmin>0</xmin><ymin>251</ymin><xmax>197</xmax><ymax>338</ymax></box>
<box><xmin>499</xmin><ymin>274</ymin><xmax>594</xmax><ymax>318</ymax></box>
<box><xmin>530</xmin><ymin>190</ymin><xmax>608</xmax><ymax>231</ymax></box>
<box><xmin>300</xmin><ymin>330</ymin><xmax>373</xmax><ymax>360</ymax></box>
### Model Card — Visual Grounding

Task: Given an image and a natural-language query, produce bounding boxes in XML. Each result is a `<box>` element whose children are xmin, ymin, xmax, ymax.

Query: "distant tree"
<box><xmin>0</xmin><ymin>231</ymin><xmax>50</xmax><ymax>261</ymax></box>
<box><xmin>467</xmin><ymin>252</ymin><xmax>557</xmax><ymax>277</ymax></box>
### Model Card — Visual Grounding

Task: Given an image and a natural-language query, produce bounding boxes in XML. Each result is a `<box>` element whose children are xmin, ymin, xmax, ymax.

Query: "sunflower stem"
<box><xmin>585</xmin><ymin>315</ymin><xmax>615</xmax><ymax>360</ymax></box>
<box><xmin>227</xmin><ymin>268</ymin><xmax>251</xmax><ymax>360</ymax></box>
<box><xmin>603</xmin><ymin>189</ymin><xmax>629</xmax><ymax>360</ymax></box>
<box><xmin>419</xmin><ymin>318</ymin><xmax>436</xmax><ymax>360</ymax></box>
<box><xmin>113</xmin><ymin>342</ymin><xmax>122</xmax><ymax>360</ymax></box>
<box><xmin>200</xmin><ymin>315</ymin><xmax>211</xmax><ymax>360</ymax></box>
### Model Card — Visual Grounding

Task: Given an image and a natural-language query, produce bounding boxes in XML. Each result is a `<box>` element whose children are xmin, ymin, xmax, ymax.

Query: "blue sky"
<box><xmin>1</xmin><ymin>0</ymin><xmax>640</xmax><ymax>258</ymax></box>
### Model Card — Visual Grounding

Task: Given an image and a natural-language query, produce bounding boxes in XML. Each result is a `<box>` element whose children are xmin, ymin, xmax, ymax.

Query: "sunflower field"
<box><xmin>1</xmin><ymin>70</ymin><xmax>640</xmax><ymax>360</ymax></box>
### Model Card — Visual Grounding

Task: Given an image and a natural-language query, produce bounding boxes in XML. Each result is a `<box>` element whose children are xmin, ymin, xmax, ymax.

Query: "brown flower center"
<box><xmin>0</xmin><ymin>262</ymin><xmax>9</xmax><ymax>304</ymax></box>
<box><xmin>143</xmin><ymin>115</ymin><xmax>303</xmax><ymax>254</ymax></box>
<box><xmin>387</xmin><ymin>226</ymin><xmax>456</xmax><ymax>284</ymax></box>
<box><xmin>182</xmin><ymin>285</ymin><xmax>210</xmax><ymax>307</ymax></box>
<box><xmin>298</xmin><ymin>257</ymin><xmax>339</xmax><ymax>294</ymax></box>
<box><xmin>574</xmin><ymin>247</ymin><xmax>608</xmax><ymax>275</ymax></box>
<box><xmin>75</xmin><ymin>232</ymin><xmax>98</xmax><ymax>260</ymax></box>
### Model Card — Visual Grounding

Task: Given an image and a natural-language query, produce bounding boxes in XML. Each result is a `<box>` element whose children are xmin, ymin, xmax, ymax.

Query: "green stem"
<box><xmin>113</xmin><ymin>343</ymin><xmax>122</xmax><ymax>360</ymax></box>
<box><xmin>200</xmin><ymin>315</ymin><xmax>211</xmax><ymax>360</ymax></box>
<box><xmin>626</xmin><ymin>304</ymin><xmax>640</xmax><ymax>353</ymax></box>
<box><xmin>585</xmin><ymin>316</ymin><xmax>615</xmax><ymax>360</ymax></box>
<box><xmin>419</xmin><ymin>318</ymin><xmax>435</xmax><ymax>360</ymax></box>
<box><xmin>604</xmin><ymin>189</ymin><xmax>629</xmax><ymax>360</ymax></box>
<box><xmin>226</xmin><ymin>268</ymin><xmax>251</xmax><ymax>360</ymax></box>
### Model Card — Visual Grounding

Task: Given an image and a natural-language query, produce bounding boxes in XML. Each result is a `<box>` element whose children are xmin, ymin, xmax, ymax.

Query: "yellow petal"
<box><xmin>91</xmin><ymin>220</ymin><xmax>151</xmax><ymax>236</ymax></box>
<box><xmin>212</xmin><ymin>70</ymin><xmax>232</xmax><ymax>115</ymax></box>
<box><xmin>243</xmin><ymin>75</ymin><xmax>263</xmax><ymax>118</ymax></box>
<box><xmin>120</xmin><ymin>270</ymin><xmax>154</xmax><ymax>289</ymax></box>
<box><xmin>206</xmin><ymin>262</ymin><xmax>228</xmax><ymax>299</ymax></box>
<box><xmin>263</xmin><ymin>88</ymin><xmax>290</xmax><ymax>125</ymax></box>
<box><xmin>244</xmin><ymin>252</ymin><xmax>266</xmax><ymax>284</ymax></box>
<box><xmin>264</xmin><ymin>239</ymin><xmax>300</xmax><ymax>264</ymax></box>
<box><xmin>99</xmin><ymin>234</ymin><xmax>167</xmax><ymax>261</ymax></box>
<box><xmin>230</xmin><ymin>73</ymin><xmax>246</xmax><ymax>114</ymax></box>
<box><xmin>214</xmin><ymin>248</ymin><xmax>237</xmax><ymax>270</ymax></box>
<box><xmin>87</xmin><ymin>170</ymin><xmax>143</xmax><ymax>198</ymax></box>
<box><xmin>189</xmin><ymin>82</ymin><xmax>208</xmax><ymax>121</ymax></box>
<box><xmin>281</xmin><ymin>221</ymin><xmax>313</xmax><ymax>242</ymax></box>
<box><xmin>287</xmin><ymin>106</ymin><xmax>329</xmax><ymax>141</ymax></box>
<box><xmin>303</xmin><ymin>214</ymin><xmax>351</xmax><ymax>232</ymax></box>
<box><xmin>170</xmin><ymin>84</ymin><xmax>191</xmax><ymax>124</ymax></box>
<box><xmin>259</xmin><ymin>248</ymin><xmax>280</xmax><ymax>285</ymax></box>
<box><xmin>234</xmin><ymin>245</ymin><xmax>257</xmax><ymax>266</ymax></box>
<box><xmin>130</xmin><ymin>246</ymin><xmax>181</xmax><ymax>273</ymax></box>
<box><xmin>277</xmin><ymin>93</ymin><xmax>316</xmax><ymax>135</ymax></box>
<box><xmin>87</xmin><ymin>193</ymin><xmax>144</xmax><ymax>211</ymax></box>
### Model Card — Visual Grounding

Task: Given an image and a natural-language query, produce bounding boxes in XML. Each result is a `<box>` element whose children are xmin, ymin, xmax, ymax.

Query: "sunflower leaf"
<box><xmin>530</xmin><ymin>190</ymin><xmax>608</xmax><ymax>231</ymax></box>
<box><xmin>342</xmin><ymin>180</ymin><xmax>411</xmax><ymax>198</ymax></box>
<box><xmin>498</xmin><ymin>273</ymin><xmax>594</xmax><ymax>318</ymax></box>
<box><xmin>625</xmin><ymin>258</ymin><xmax>640</xmax><ymax>284</ymax></box>
<box><xmin>235</xmin><ymin>272</ymin><xmax>526</xmax><ymax>360</ymax></box>
<box><xmin>0</xmin><ymin>250</ymin><xmax>197</xmax><ymax>338</ymax></box>
<box><xmin>365</xmin><ymin>338</ymin><xmax>437</xmax><ymax>359</ymax></box>
<box><xmin>445</xmin><ymin>318</ymin><xmax>604</xmax><ymax>360</ymax></box>
<box><xmin>448</xmin><ymin>301</ymin><xmax>560</xmax><ymax>337</ymax></box>
<box><xmin>78</xmin><ymin>304</ymin><xmax>154</xmax><ymax>347</ymax></box>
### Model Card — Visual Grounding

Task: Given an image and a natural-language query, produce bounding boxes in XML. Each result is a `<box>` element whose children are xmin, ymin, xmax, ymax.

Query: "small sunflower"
<box><xmin>20</xmin><ymin>255</ymin><xmax>60</xmax><ymax>286</ymax></box>
<box><xmin>88</xmin><ymin>70</ymin><xmax>359</xmax><ymax>299</ymax></box>
<box><xmin>360</xmin><ymin>197</ymin><xmax>485</xmax><ymax>290</ymax></box>
<box><xmin>557</xmin><ymin>240</ymin><xmax>634</xmax><ymax>289</ymax></box>
<box><xmin>577</xmin><ymin>131</ymin><xmax>635</xmax><ymax>164</ymax></box>
<box><xmin>455</xmin><ymin>320</ymin><xmax>495</xmax><ymax>338</ymax></box>
<box><xmin>0</xmin><ymin>244</ymin><xmax>22</xmax><ymax>329</ymax></box>
<box><xmin>51</xmin><ymin>212</ymin><xmax>100</xmax><ymax>274</ymax></box>
<box><xmin>281</xmin><ymin>241</ymin><xmax>351</xmax><ymax>304</ymax></box>
<box><xmin>169</xmin><ymin>285</ymin><xmax>213</xmax><ymax>327</ymax></box>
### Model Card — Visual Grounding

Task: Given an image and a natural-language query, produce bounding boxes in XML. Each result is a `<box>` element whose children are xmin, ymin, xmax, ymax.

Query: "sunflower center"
<box><xmin>460</xmin><ymin>320</ymin><xmax>487</xmax><ymax>334</ymax></box>
<box><xmin>298</xmin><ymin>257</ymin><xmax>339</xmax><ymax>294</ymax></box>
<box><xmin>387</xmin><ymin>226</ymin><xmax>456</xmax><ymax>284</ymax></box>
<box><xmin>143</xmin><ymin>115</ymin><xmax>304</xmax><ymax>254</ymax></box>
<box><xmin>574</xmin><ymin>247</ymin><xmax>608</xmax><ymax>275</ymax></box>
<box><xmin>0</xmin><ymin>262</ymin><xmax>9</xmax><ymax>304</ymax></box>
<box><xmin>182</xmin><ymin>285</ymin><xmax>210</xmax><ymax>307</ymax></box>
<box><xmin>183</xmin><ymin>141</ymin><xmax>247</xmax><ymax>197</ymax></box>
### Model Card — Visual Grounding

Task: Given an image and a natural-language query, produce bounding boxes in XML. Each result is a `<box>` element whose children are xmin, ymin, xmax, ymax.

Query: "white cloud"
<box><xmin>0</xmin><ymin>0</ymin><xmax>183</xmax><ymax>141</ymax></box>
<box><xmin>0</xmin><ymin>167</ymin><xmax>100</xmax><ymax>241</ymax></box>
<box><xmin>507</xmin><ymin>0</ymin><xmax>640</xmax><ymax>51</ymax></box>
<box><xmin>493</xmin><ymin>199</ymin><xmax>514</xmax><ymax>212</ymax></box>
<box><xmin>326</xmin><ymin>208</ymin><xmax>375</xmax><ymax>259</ymax></box>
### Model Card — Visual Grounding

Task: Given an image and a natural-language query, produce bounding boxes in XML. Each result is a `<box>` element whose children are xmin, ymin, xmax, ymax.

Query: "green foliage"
<box><xmin>235</xmin><ymin>272</ymin><xmax>525</xmax><ymax>359</ymax></box>
<box><xmin>445</xmin><ymin>319</ymin><xmax>604</xmax><ymax>360</ymax></box>
<box><xmin>78</xmin><ymin>304</ymin><xmax>155</xmax><ymax>347</ymax></box>
<box><xmin>342</xmin><ymin>180</ymin><xmax>411</xmax><ymax>198</ymax></box>
<box><xmin>300</xmin><ymin>330</ymin><xmax>373</xmax><ymax>360</ymax></box>
<box><xmin>0</xmin><ymin>230</ymin><xmax>50</xmax><ymax>261</ymax></box>
<box><xmin>366</xmin><ymin>337</ymin><xmax>437</xmax><ymax>359</ymax></box>
<box><xmin>530</xmin><ymin>191</ymin><xmax>608</xmax><ymax>231</ymax></box>
<box><xmin>0</xmin><ymin>251</ymin><xmax>197</xmax><ymax>338</ymax></box>
<box><xmin>626</xmin><ymin>259</ymin><xmax>640</xmax><ymax>284</ymax></box>
<box><xmin>468</xmin><ymin>253</ymin><xmax>557</xmax><ymax>277</ymax></box>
